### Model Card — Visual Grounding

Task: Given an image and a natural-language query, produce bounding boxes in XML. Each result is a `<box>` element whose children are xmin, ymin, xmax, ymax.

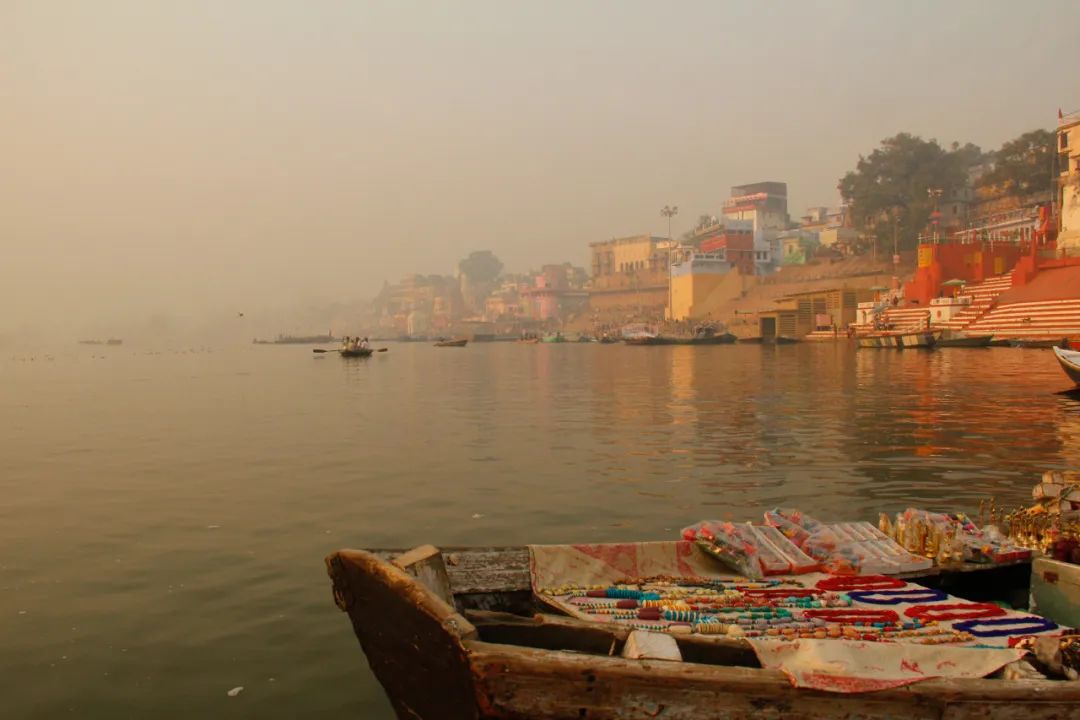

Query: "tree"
<box><xmin>977</xmin><ymin>129</ymin><xmax>1055</xmax><ymax>196</ymax></box>
<box><xmin>838</xmin><ymin>133</ymin><xmax>969</xmax><ymax>253</ymax></box>
<box><xmin>457</xmin><ymin>250</ymin><xmax>503</xmax><ymax>284</ymax></box>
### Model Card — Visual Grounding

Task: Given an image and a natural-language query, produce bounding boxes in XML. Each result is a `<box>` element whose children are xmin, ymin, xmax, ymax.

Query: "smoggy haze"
<box><xmin>3</xmin><ymin>0</ymin><xmax>1076</xmax><ymax>342</ymax></box>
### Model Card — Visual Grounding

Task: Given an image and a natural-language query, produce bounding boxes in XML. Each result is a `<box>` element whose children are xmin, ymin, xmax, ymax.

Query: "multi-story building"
<box><xmin>1058</xmin><ymin>110</ymin><xmax>1080</xmax><ymax>253</ymax></box>
<box><xmin>722</xmin><ymin>182</ymin><xmax>790</xmax><ymax>272</ymax></box>
<box><xmin>588</xmin><ymin>235</ymin><xmax>670</xmax><ymax>312</ymax></box>
<box><xmin>696</xmin><ymin>219</ymin><xmax>758</xmax><ymax>275</ymax></box>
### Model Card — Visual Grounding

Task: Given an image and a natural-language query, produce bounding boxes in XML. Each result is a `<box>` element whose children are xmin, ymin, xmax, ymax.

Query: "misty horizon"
<box><xmin>5</xmin><ymin>0</ymin><xmax>1077</xmax><ymax>341</ymax></box>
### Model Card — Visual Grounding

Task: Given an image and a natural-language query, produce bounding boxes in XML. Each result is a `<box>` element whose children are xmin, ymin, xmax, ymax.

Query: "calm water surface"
<box><xmin>4</xmin><ymin>342</ymin><xmax>1080</xmax><ymax>717</ymax></box>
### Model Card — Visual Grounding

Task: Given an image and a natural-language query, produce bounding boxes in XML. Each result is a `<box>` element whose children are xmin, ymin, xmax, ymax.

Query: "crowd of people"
<box><xmin>341</xmin><ymin>336</ymin><xmax>370</xmax><ymax>352</ymax></box>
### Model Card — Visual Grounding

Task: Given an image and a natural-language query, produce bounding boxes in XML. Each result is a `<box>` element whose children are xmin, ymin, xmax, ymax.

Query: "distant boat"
<box><xmin>624</xmin><ymin>335</ymin><xmax>672</xmax><ymax>346</ymax></box>
<box><xmin>339</xmin><ymin>348</ymin><xmax>374</xmax><ymax>358</ymax></box>
<box><xmin>1052</xmin><ymin>346</ymin><xmax>1080</xmax><ymax>387</ymax></box>
<box><xmin>77</xmin><ymin>340</ymin><xmax>104</xmax><ymax>345</ymax></box>
<box><xmin>738</xmin><ymin>336</ymin><xmax>764</xmax><ymax>344</ymax></box>
<box><xmin>541</xmin><ymin>333</ymin><xmax>566</xmax><ymax>343</ymax></box>
<box><xmin>254</xmin><ymin>334</ymin><xmax>338</xmax><ymax>345</ymax></box>
<box><xmin>434</xmin><ymin>339</ymin><xmax>468</xmax><ymax>347</ymax></box>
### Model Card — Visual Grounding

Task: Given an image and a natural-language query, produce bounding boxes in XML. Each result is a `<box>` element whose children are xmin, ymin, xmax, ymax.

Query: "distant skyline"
<box><xmin>4</xmin><ymin>0</ymin><xmax>1078</xmax><ymax>338</ymax></box>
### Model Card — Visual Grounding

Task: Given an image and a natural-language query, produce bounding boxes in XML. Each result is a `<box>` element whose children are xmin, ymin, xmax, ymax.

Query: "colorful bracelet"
<box><xmin>904</xmin><ymin>602</ymin><xmax>1006</xmax><ymax>622</ymax></box>
<box><xmin>816</xmin><ymin>575</ymin><xmax>906</xmax><ymax>592</ymax></box>
<box><xmin>952</xmin><ymin>616</ymin><xmax>1058</xmax><ymax>638</ymax></box>
<box><xmin>846</xmin><ymin>588</ymin><xmax>947</xmax><ymax>605</ymax></box>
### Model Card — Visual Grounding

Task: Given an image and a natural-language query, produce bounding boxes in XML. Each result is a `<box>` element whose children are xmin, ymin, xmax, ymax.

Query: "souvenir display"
<box><xmin>682</xmin><ymin>521</ymin><xmax>819</xmax><ymax>579</ymax></box>
<box><xmin>1005</xmin><ymin>472</ymin><xmax>1080</xmax><ymax>561</ymax></box>
<box><xmin>536</xmin><ymin>573</ymin><xmax>1050</xmax><ymax>647</ymax></box>
<box><xmin>764</xmin><ymin>509</ymin><xmax>931</xmax><ymax>575</ymax></box>
<box><xmin>883</xmin><ymin>508</ymin><xmax>1031</xmax><ymax>565</ymax></box>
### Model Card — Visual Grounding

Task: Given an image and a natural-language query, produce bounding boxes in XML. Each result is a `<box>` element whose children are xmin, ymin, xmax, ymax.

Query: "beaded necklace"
<box><xmin>904</xmin><ymin>602</ymin><xmax>1006</xmax><ymax>622</ymax></box>
<box><xmin>952</xmin><ymin>616</ymin><xmax>1058</xmax><ymax>638</ymax></box>
<box><xmin>816</xmin><ymin>575</ymin><xmax>906</xmax><ymax>592</ymax></box>
<box><xmin>846</xmin><ymin>588</ymin><xmax>947</xmax><ymax>605</ymax></box>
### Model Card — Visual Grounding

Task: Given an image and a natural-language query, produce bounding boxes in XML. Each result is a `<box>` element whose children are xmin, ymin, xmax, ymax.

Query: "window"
<box><xmin>1062</xmin><ymin>132</ymin><xmax>1069</xmax><ymax>150</ymax></box>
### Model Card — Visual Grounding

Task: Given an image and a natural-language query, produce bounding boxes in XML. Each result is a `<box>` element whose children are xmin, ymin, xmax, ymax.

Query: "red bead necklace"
<box><xmin>804</xmin><ymin>608</ymin><xmax>900</xmax><ymax>624</ymax></box>
<box><xmin>904</xmin><ymin>603</ymin><xmax>1007</xmax><ymax>622</ymax></box>
<box><xmin>816</xmin><ymin>575</ymin><xmax>906</xmax><ymax>592</ymax></box>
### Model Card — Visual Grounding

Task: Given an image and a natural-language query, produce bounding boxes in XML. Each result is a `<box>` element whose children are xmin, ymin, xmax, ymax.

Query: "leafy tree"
<box><xmin>838</xmin><ymin>133</ymin><xmax>968</xmax><ymax>252</ymax></box>
<box><xmin>458</xmin><ymin>250</ymin><xmax>504</xmax><ymax>284</ymax></box>
<box><xmin>977</xmin><ymin>129</ymin><xmax>1055</xmax><ymax>195</ymax></box>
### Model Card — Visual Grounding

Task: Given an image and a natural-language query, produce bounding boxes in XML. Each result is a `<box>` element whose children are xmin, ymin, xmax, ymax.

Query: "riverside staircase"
<box><xmin>934</xmin><ymin>274</ymin><xmax>1015</xmax><ymax>332</ymax></box>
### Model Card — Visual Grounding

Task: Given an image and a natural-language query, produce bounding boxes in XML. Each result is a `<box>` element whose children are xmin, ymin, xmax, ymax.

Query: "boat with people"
<box><xmin>1053</xmin><ymin>346</ymin><xmax>1080</xmax><ymax>387</ymax></box>
<box><xmin>541</xmin><ymin>332</ymin><xmax>566</xmax><ymax>343</ymax></box>
<box><xmin>434</xmin><ymin>339</ymin><xmax>468</xmax><ymax>347</ymax></box>
<box><xmin>339</xmin><ymin>348</ymin><xmax>374</xmax><ymax>358</ymax></box>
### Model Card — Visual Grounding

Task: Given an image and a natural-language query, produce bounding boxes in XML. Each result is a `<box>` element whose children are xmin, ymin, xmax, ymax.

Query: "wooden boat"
<box><xmin>774</xmin><ymin>335</ymin><xmax>800</xmax><ymax>345</ymax></box>
<box><xmin>936</xmin><ymin>333</ymin><xmax>993</xmax><ymax>348</ymax></box>
<box><xmin>737</xmin><ymin>336</ymin><xmax>765</xmax><ymax>344</ymax></box>
<box><xmin>339</xmin><ymin>348</ymin><xmax>374</xmax><ymax>358</ymax></box>
<box><xmin>1010</xmin><ymin>338</ymin><xmax>1067</xmax><ymax>349</ymax></box>
<box><xmin>672</xmin><ymin>332</ymin><xmax>738</xmax><ymax>345</ymax></box>
<box><xmin>624</xmin><ymin>335</ymin><xmax>673</xmax><ymax>346</ymax></box>
<box><xmin>435</xmin><ymin>339</ymin><xmax>468</xmax><ymax>347</ymax></box>
<box><xmin>1053</xmin><ymin>346</ymin><xmax>1080</xmax><ymax>387</ymax></box>
<box><xmin>541</xmin><ymin>334</ymin><xmax>566</xmax><ymax>344</ymax></box>
<box><xmin>326</xmin><ymin>545</ymin><xmax>1080</xmax><ymax>720</ymax></box>
<box><xmin>858</xmin><ymin>330</ymin><xmax>938</xmax><ymax>349</ymax></box>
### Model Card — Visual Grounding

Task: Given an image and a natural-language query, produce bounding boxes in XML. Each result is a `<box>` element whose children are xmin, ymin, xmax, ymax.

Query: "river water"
<box><xmin>4</xmin><ymin>341</ymin><xmax>1080</xmax><ymax>717</ymax></box>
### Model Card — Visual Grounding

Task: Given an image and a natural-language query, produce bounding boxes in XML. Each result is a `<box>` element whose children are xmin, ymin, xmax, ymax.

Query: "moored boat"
<box><xmin>858</xmin><ymin>330</ymin><xmax>939</xmax><ymax>349</ymax></box>
<box><xmin>541</xmin><ymin>333</ymin><xmax>566</xmax><ymax>343</ymax></box>
<box><xmin>1052</xmin><ymin>346</ymin><xmax>1080</xmax><ymax>387</ymax></box>
<box><xmin>624</xmin><ymin>335</ymin><xmax>673</xmax><ymax>346</ymax></box>
<box><xmin>327</xmin><ymin>545</ymin><xmax>1080</xmax><ymax>720</ymax></box>
<box><xmin>936</xmin><ymin>332</ymin><xmax>993</xmax><ymax>348</ymax></box>
<box><xmin>1010</xmin><ymin>338</ymin><xmax>1068</xmax><ymax>349</ymax></box>
<box><xmin>434</xmin><ymin>339</ymin><xmax>468</xmax><ymax>347</ymax></box>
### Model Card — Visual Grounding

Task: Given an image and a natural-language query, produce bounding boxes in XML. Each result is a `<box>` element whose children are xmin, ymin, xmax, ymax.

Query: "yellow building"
<box><xmin>589</xmin><ymin>235</ymin><xmax>670</xmax><ymax>312</ymax></box>
<box><xmin>1058</xmin><ymin>112</ymin><xmax>1080</xmax><ymax>254</ymax></box>
<box><xmin>668</xmin><ymin>250</ymin><xmax>735</xmax><ymax>321</ymax></box>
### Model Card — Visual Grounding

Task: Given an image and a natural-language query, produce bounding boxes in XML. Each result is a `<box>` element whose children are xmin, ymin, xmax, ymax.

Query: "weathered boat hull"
<box><xmin>435</xmin><ymin>339</ymin><xmax>468</xmax><ymax>347</ymax></box>
<box><xmin>937</xmin><ymin>334</ymin><xmax>993</xmax><ymax>348</ymax></box>
<box><xmin>1010</xmin><ymin>338</ymin><xmax>1065</xmax><ymax>349</ymax></box>
<box><xmin>1053</xmin><ymin>346</ymin><xmax>1080</xmax><ymax>386</ymax></box>
<box><xmin>328</xmin><ymin>548</ymin><xmax>1075</xmax><ymax>720</ymax></box>
<box><xmin>339</xmin><ymin>348</ymin><xmax>374</xmax><ymax>358</ymax></box>
<box><xmin>624</xmin><ymin>336</ymin><xmax>671</xmax><ymax>345</ymax></box>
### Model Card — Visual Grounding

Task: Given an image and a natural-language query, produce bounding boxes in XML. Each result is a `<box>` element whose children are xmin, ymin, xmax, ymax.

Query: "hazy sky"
<box><xmin>4</xmin><ymin>0</ymin><xmax>1077</xmax><ymax>336</ymax></box>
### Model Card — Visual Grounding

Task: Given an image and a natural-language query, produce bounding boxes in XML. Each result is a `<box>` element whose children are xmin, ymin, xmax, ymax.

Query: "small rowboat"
<box><xmin>339</xmin><ymin>348</ymin><xmax>374</xmax><ymax>358</ymax></box>
<box><xmin>434</xmin><ymin>339</ymin><xmax>468</xmax><ymax>347</ymax></box>
<box><xmin>1053</xmin><ymin>346</ymin><xmax>1080</xmax><ymax>387</ymax></box>
<box><xmin>326</xmin><ymin>545</ymin><xmax>1077</xmax><ymax>720</ymax></box>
